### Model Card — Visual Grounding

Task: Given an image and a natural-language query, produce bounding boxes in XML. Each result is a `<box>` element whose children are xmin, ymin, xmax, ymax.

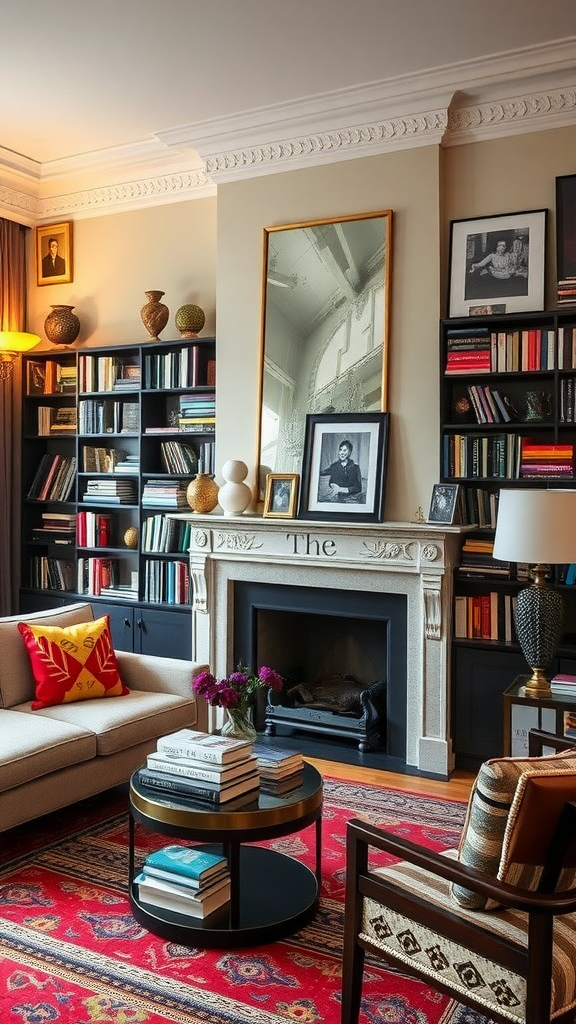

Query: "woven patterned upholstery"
<box><xmin>452</xmin><ymin>750</ymin><xmax>576</xmax><ymax>909</ymax></box>
<box><xmin>362</xmin><ymin>852</ymin><xmax>576</xmax><ymax>1024</ymax></box>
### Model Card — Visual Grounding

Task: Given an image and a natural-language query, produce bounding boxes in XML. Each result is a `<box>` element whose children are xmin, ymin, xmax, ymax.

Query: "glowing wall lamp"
<box><xmin>0</xmin><ymin>331</ymin><xmax>41</xmax><ymax>381</ymax></box>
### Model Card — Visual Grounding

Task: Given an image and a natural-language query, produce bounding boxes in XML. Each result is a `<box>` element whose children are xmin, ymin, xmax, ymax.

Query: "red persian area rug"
<box><xmin>0</xmin><ymin>777</ymin><xmax>490</xmax><ymax>1024</ymax></box>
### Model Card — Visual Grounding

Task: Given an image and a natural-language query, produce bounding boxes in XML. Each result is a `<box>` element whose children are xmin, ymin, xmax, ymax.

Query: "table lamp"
<box><xmin>493</xmin><ymin>489</ymin><xmax>576</xmax><ymax>698</ymax></box>
<box><xmin>0</xmin><ymin>331</ymin><xmax>41</xmax><ymax>380</ymax></box>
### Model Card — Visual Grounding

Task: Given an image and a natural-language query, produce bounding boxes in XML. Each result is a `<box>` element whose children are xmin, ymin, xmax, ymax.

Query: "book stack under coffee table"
<box><xmin>135</xmin><ymin>844</ymin><xmax>231</xmax><ymax>918</ymax></box>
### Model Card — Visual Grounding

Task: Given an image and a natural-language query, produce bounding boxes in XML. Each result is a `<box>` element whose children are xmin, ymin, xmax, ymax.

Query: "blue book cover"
<box><xmin>145</xmin><ymin>844</ymin><xmax>226</xmax><ymax>880</ymax></box>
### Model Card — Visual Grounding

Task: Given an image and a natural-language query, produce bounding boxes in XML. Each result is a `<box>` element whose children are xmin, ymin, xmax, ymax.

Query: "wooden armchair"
<box><xmin>341</xmin><ymin>732</ymin><xmax>576</xmax><ymax>1024</ymax></box>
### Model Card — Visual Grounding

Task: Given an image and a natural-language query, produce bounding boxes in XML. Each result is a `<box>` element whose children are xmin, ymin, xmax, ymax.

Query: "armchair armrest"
<box><xmin>528</xmin><ymin>728</ymin><xmax>576</xmax><ymax>755</ymax></box>
<box><xmin>116</xmin><ymin>650</ymin><xmax>207</xmax><ymax>700</ymax></box>
<box><xmin>346</xmin><ymin>817</ymin><xmax>576</xmax><ymax>915</ymax></box>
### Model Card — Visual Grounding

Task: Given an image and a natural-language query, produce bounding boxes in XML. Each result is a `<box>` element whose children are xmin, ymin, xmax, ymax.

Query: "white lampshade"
<box><xmin>493</xmin><ymin>489</ymin><xmax>576</xmax><ymax>565</ymax></box>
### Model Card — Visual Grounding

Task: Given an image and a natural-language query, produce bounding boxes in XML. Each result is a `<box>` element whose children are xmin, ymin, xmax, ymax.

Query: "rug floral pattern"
<box><xmin>0</xmin><ymin>777</ymin><xmax>492</xmax><ymax>1024</ymax></box>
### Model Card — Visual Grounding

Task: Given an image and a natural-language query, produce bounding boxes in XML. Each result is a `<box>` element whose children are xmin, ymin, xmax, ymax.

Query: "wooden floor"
<box><xmin>306</xmin><ymin>757</ymin><xmax>475</xmax><ymax>803</ymax></box>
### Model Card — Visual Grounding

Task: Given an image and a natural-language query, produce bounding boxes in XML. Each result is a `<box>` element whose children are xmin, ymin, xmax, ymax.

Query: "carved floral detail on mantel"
<box><xmin>422</xmin><ymin>544</ymin><xmax>439</xmax><ymax>561</ymax></box>
<box><xmin>362</xmin><ymin>540</ymin><xmax>413</xmax><ymax>561</ymax></box>
<box><xmin>215</xmin><ymin>531</ymin><xmax>263</xmax><ymax>552</ymax></box>
<box><xmin>193</xmin><ymin>530</ymin><xmax>209</xmax><ymax>548</ymax></box>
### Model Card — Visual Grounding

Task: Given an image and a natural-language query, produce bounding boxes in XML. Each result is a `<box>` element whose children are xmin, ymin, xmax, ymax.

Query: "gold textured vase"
<box><xmin>141</xmin><ymin>290</ymin><xmax>169</xmax><ymax>341</ymax></box>
<box><xmin>175</xmin><ymin>303</ymin><xmax>206</xmax><ymax>338</ymax></box>
<box><xmin>186</xmin><ymin>473</ymin><xmax>219</xmax><ymax>514</ymax></box>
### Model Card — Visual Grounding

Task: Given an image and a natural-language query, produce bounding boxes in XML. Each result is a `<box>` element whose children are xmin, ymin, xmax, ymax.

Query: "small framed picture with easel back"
<box><xmin>427</xmin><ymin>483</ymin><xmax>460</xmax><ymax>525</ymax></box>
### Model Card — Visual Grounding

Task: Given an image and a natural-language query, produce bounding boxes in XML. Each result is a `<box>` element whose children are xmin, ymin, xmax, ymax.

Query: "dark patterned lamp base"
<box><xmin>515</xmin><ymin>565</ymin><xmax>563</xmax><ymax>698</ymax></box>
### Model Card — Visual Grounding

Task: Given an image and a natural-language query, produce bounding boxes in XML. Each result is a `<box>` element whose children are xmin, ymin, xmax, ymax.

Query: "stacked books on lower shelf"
<box><xmin>550</xmin><ymin>673</ymin><xmax>576</xmax><ymax>697</ymax></box>
<box><xmin>138</xmin><ymin>728</ymin><xmax>260</xmax><ymax>806</ymax></box>
<box><xmin>135</xmin><ymin>844</ymin><xmax>230</xmax><ymax>918</ymax></box>
<box><xmin>253</xmin><ymin>742</ymin><xmax>304</xmax><ymax>794</ymax></box>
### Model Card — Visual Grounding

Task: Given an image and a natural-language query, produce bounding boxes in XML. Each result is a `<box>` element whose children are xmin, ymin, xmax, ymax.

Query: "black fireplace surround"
<box><xmin>233</xmin><ymin>581</ymin><xmax>407</xmax><ymax>761</ymax></box>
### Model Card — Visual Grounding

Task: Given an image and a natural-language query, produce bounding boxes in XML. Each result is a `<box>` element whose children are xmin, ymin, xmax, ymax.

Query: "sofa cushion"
<box><xmin>451</xmin><ymin>749</ymin><xmax>576</xmax><ymax>909</ymax></box>
<box><xmin>23</xmin><ymin>689</ymin><xmax>197</xmax><ymax>756</ymax></box>
<box><xmin>18</xmin><ymin>614</ymin><xmax>129</xmax><ymax>710</ymax></box>
<box><xmin>0</xmin><ymin>603</ymin><xmax>95</xmax><ymax>709</ymax></box>
<box><xmin>0</xmin><ymin>708</ymin><xmax>95</xmax><ymax>793</ymax></box>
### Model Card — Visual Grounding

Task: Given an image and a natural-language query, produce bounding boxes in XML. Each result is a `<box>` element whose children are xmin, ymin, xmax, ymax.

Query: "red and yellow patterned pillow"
<box><xmin>18</xmin><ymin>615</ymin><xmax>129</xmax><ymax>710</ymax></box>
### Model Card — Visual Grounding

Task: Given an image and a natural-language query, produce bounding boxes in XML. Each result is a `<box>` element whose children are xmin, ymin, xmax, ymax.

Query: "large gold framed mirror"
<box><xmin>256</xmin><ymin>209</ymin><xmax>392</xmax><ymax>495</ymax></box>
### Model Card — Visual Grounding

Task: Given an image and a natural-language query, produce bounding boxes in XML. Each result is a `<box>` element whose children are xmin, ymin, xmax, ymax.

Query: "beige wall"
<box><xmin>25</xmin><ymin>124</ymin><xmax>576</xmax><ymax>522</ymax></box>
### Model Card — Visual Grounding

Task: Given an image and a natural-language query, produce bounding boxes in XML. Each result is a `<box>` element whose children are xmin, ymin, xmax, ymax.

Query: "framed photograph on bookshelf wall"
<box><xmin>36</xmin><ymin>221</ymin><xmax>73</xmax><ymax>286</ymax></box>
<box><xmin>427</xmin><ymin>483</ymin><xmax>460</xmax><ymax>525</ymax></box>
<box><xmin>448</xmin><ymin>209</ymin><xmax>547</xmax><ymax>317</ymax></box>
<box><xmin>298</xmin><ymin>412</ymin><xmax>389</xmax><ymax>523</ymax></box>
<box><xmin>556</xmin><ymin>174</ymin><xmax>576</xmax><ymax>300</ymax></box>
<box><xmin>263</xmin><ymin>473</ymin><xmax>299</xmax><ymax>518</ymax></box>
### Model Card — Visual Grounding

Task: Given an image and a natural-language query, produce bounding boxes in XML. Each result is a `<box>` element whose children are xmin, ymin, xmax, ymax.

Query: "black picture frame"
<box><xmin>298</xmin><ymin>412</ymin><xmax>390</xmax><ymax>523</ymax></box>
<box><xmin>448</xmin><ymin>209</ymin><xmax>547</xmax><ymax>317</ymax></box>
<box><xmin>556</xmin><ymin>174</ymin><xmax>576</xmax><ymax>294</ymax></box>
<box><xmin>427</xmin><ymin>484</ymin><xmax>460</xmax><ymax>525</ymax></box>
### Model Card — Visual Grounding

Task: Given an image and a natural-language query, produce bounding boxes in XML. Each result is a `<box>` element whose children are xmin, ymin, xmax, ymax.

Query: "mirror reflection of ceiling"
<box><xmin>267</xmin><ymin>219</ymin><xmax>385</xmax><ymax>336</ymax></box>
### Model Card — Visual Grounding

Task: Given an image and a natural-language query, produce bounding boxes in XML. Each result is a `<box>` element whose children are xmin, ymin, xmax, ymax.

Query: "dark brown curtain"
<box><xmin>0</xmin><ymin>218</ymin><xmax>29</xmax><ymax>614</ymax></box>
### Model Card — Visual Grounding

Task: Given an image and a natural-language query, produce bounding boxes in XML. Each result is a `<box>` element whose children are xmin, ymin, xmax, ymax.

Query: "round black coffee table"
<box><xmin>128</xmin><ymin>761</ymin><xmax>323</xmax><ymax>948</ymax></box>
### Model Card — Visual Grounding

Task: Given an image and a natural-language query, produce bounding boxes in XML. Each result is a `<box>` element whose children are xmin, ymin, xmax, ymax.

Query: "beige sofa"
<box><xmin>0</xmin><ymin>602</ymin><xmax>207</xmax><ymax>832</ymax></box>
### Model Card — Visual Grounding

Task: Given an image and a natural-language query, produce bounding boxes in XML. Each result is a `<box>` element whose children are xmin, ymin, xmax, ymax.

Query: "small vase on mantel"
<box><xmin>221</xmin><ymin>707</ymin><xmax>257</xmax><ymax>742</ymax></box>
<box><xmin>218</xmin><ymin>460</ymin><xmax>252</xmax><ymax>516</ymax></box>
<box><xmin>141</xmin><ymin>290</ymin><xmax>169</xmax><ymax>341</ymax></box>
<box><xmin>186</xmin><ymin>473</ymin><xmax>220</xmax><ymax>514</ymax></box>
<box><xmin>44</xmin><ymin>304</ymin><xmax>80</xmax><ymax>346</ymax></box>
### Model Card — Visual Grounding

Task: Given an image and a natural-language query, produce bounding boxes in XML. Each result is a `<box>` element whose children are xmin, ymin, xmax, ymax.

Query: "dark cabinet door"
<box><xmin>452</xmin><ymin>646</ymin><xmax>528</xmax><ymax>770</ymax></box>
<box><xmin>135</xmin><ymin>606</ymin><xmax>191</xmax><ymax>660</ymax></box>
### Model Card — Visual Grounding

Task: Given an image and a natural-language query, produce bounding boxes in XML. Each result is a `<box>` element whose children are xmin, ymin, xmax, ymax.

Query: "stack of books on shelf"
<box><xmin>177</xmin><ymin>394</ymin><xmax>216</xmax><ymax>433</ymax></box>
<box><xmin>519</xmin><ymin>441</ymin><xmax>574</xmax><ymax>479</ymax></box>
<box><xmin>456</xmin><ymin>538</ymin><xmax>511</xmax><ymax>578</ymax></box>
<box><xmin>463</xmin><ymin>384</ymin><xmax>519</xmax><ymax>426</ymax></box>
<box><xmin>77</xmin><ymin>556</ymin><xmax>118</xmax><ymax>596</ymax></box>
<box><xmin>550</xmin><ymin>673</ymin><xmax>576</xmax><ymax>696</ymax></box>
<box><xmin>160</xmin><ymin>440</ymin><xmax>198</xmax><ymax>474</ymax></box>
<box><xmin>138</xmin><ymin>729</ymin><xmax>260</xmax><ymax>806</ymax></box>
<box><xmin>143</xmin><ymin>558</ymin><xmax>191</xmax><ymax>604</ymax></box>
<box><xmin>454</xmin><ymin>591</ymin><xmax>517</xmax><ymax>643</ymax></box>
<box><xmin>142</xmin><ymin>514</ymin><xmax>192</xmax><ymax>553</ymax></box>
<box><xmin>37</xmin><ymin>405</ymin><xmax>77</xmax><ymax>435</ymax></box>
<box><xmin>135</xmin><ymin>844</ymin><xmax>230</xmax><ymax>919</ymax></box>
<box><xmin>29</xmin><ymin>555</ymin><xmax>76</xmax><ymax>592</ymax></box>
<box><xmin>82</xmin><ymin>445</ymin><xmax>128</xmax><ymax>472</ymax></box>
<box><xmin>76</xmin><ymin>511</ymin><xmax>112</xmax><ymax>548</ymax></box>
<box><xmin>252</xmin><ymin>742</ymin><xmax>304</xmax><ymax>794</ymax></box>
<box><xmin>557</xmin><ymin>280</ymin><xmax>576</xmax><ymax>307</ymax></box>
<box><xmin>31</xmin><ymin>511</ymin><xmax>76</xmax><ymax>545</ymax></box>
<box><xmin>27</xmin><ymin>454</ymin><xmax>76</xmax><ymax>502</ymax></box>
<box><xmin>461</xmin><ymin>486</ymin><xmax>499</xmax><ymax>529</ymax></box>
<box><xmin>83</xmin><ymin>478</ymin><xmax>137</xmax><ymax>504</ymax></box>
<box><xmin>141</xmin><ymin>479</ymin><xmax>190</xmax><ymax>508</ymax></box>
<box><xmin>444</xmin><ymin>329</ymin><xmax>491</xmax><ymax>375</ymax></box>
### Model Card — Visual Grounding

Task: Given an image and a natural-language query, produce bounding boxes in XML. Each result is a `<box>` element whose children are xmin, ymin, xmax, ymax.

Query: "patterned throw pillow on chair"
<box><xmin>18</xmin><ymin>614</ymin><xmax>129</xmax><ymax>710</ymax></box>
<box><xmin>452</xmin><ymin>750</ymin><xmax>576</xmax><ymax>909</ymax></box>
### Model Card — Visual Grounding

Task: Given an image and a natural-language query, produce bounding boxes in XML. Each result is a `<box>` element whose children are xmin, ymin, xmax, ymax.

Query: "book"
<box><xmin>145</xmin><ymin>751</ymin><xmax>258</xmax><ymax>784</ymax></box>
<box><xmin>156</xmin><ymin>728</ymin><xmax>253</xmax><ymax>764</ymax></box>
<box><xmin>135</xmin><ymin>871</ymin><xmax>231</xmax><ymax>917</ymax></box>
<box><xmin>143</xmin><ymin>843</ymin><xmax>228</xmax><ymax>882</ymax></box>
<box><xmin>137</xmin><ymin>766</ymin><xmax>260</xmax><ymax>803</ymax></box>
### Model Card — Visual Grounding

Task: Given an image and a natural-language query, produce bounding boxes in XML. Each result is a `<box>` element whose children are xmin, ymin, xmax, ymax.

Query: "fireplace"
<box><xmin>185</xmin><ymin>514</ymin><xmax>461</xmax><ymax>776</ymax></box>
<box><xmin>233</xmin><ymin>581</ymin><xmax>406</xmax><ymax>755</ymax></box>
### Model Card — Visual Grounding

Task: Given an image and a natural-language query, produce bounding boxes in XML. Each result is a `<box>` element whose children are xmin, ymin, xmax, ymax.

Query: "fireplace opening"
<box><xmin>233</xmin><ymin>581</ymin><xmax>407</xmax><ymax>761</ymax></box>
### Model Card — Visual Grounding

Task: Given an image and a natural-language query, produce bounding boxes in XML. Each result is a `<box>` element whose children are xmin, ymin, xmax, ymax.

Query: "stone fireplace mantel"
<box><xmin>177</xmin><ymin>513</ymin><xmax>463</xmax><ymax>776</ymax></box>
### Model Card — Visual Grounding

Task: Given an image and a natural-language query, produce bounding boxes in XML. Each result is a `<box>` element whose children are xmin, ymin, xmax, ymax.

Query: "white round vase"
<box><xmin>218</xmin><ymin>460</ymin><xmax>252</xmax><ymax>516</ymax></box>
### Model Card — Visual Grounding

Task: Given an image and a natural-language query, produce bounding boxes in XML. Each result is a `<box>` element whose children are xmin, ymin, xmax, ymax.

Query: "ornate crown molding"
<box><xmin>0</xmin><ymin>37</ymin><xmax>575</xmax><ymax>222</ymax></box>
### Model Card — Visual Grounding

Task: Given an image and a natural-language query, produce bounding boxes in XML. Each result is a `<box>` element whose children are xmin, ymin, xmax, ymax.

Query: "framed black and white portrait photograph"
<box><xmin>298</xmin><ymin>412</ymin><xmax>389</xmax><ymax>523</ymax></box>
<box><xmin>448</xmin><ymin>209</ymin><xmax>546</xmax><ymax>317</ymax></box>
<box><xmin>427</xmin><ymin>483</ymin><xmax>460</xmax><ymax>525</ymax></box>
<box><xmin>263</xmin><ymin>473</ymin><xmax>299</xmax><ymax>518</ymax></box>
<box><xmin>36</xmin><ymin>221</ymin><xmax>73</xmax><ymax>286</ymax></box>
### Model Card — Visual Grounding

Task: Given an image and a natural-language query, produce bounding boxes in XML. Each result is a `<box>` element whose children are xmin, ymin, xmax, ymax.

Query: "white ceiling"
<box><xmin>2</xmin><ymin>0</ymin><xmax>576</xmax><ymax>222</ymax></box>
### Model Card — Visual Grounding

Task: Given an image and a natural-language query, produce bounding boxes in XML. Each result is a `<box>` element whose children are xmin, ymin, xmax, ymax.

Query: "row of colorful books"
<box><xmin>444</xmin><ymin>327</ymin><xmax>562</xmax><ymax>374</ymax></box>
<box><xmin>135</xmin><ymin>843</ymin><xmax>230</xmax><ymax>919</ymax></box>
<box><xmin>137</xmin><ymin>728</ymin><xmax>304</xmax><ymax>806</ymax></box>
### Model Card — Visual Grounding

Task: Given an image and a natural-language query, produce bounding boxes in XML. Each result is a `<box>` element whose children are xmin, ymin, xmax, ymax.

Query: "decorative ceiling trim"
<box><xmin>0</xmin><ymin>37</ymin><xmax>575</xmax><ymax>223</ymax></box>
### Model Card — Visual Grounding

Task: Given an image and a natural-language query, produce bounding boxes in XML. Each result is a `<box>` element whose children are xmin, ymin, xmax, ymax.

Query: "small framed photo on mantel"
<box><xmin>263</xmin><ymin>473</ymin><xmax>299</xmax><ymax>518</ymax></box>
<box><xmin>36</xmin><ymin>221</ymin><xmax>73</xmax><ymax>286</ymax></box>
<box><xmin>427</xmin><ymin>483</ymin><xmax>461</xmax><ymax>525</ymax></box>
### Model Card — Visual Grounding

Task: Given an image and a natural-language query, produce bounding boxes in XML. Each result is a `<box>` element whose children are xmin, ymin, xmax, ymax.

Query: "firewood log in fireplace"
<box><xmin>286</xmin><ymin>675</ymin><xmax>374</xmax><ymax>715</ymax></box>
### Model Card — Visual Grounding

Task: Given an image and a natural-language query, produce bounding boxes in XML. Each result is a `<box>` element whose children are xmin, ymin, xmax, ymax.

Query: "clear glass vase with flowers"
<box><xmin>192</xmin><ymin>664</ymin><xmax>284</xmax><ymax>742</ymax></box>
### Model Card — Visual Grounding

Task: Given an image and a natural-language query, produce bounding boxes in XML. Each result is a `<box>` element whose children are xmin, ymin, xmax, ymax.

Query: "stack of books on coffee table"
<box><xmin>135</xmin><ymin>843</ymin><xmax>230</xmax><ymax>918</ymax></box>
<box><xmin>252</xmin><ymin>742</ymin><xmax>304</xmax><ymax>794</ymax></box>
<box><xmin>138</xmin><ymin>728</ymin><xmax>260</xmax><ymax>806</ymax></box>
